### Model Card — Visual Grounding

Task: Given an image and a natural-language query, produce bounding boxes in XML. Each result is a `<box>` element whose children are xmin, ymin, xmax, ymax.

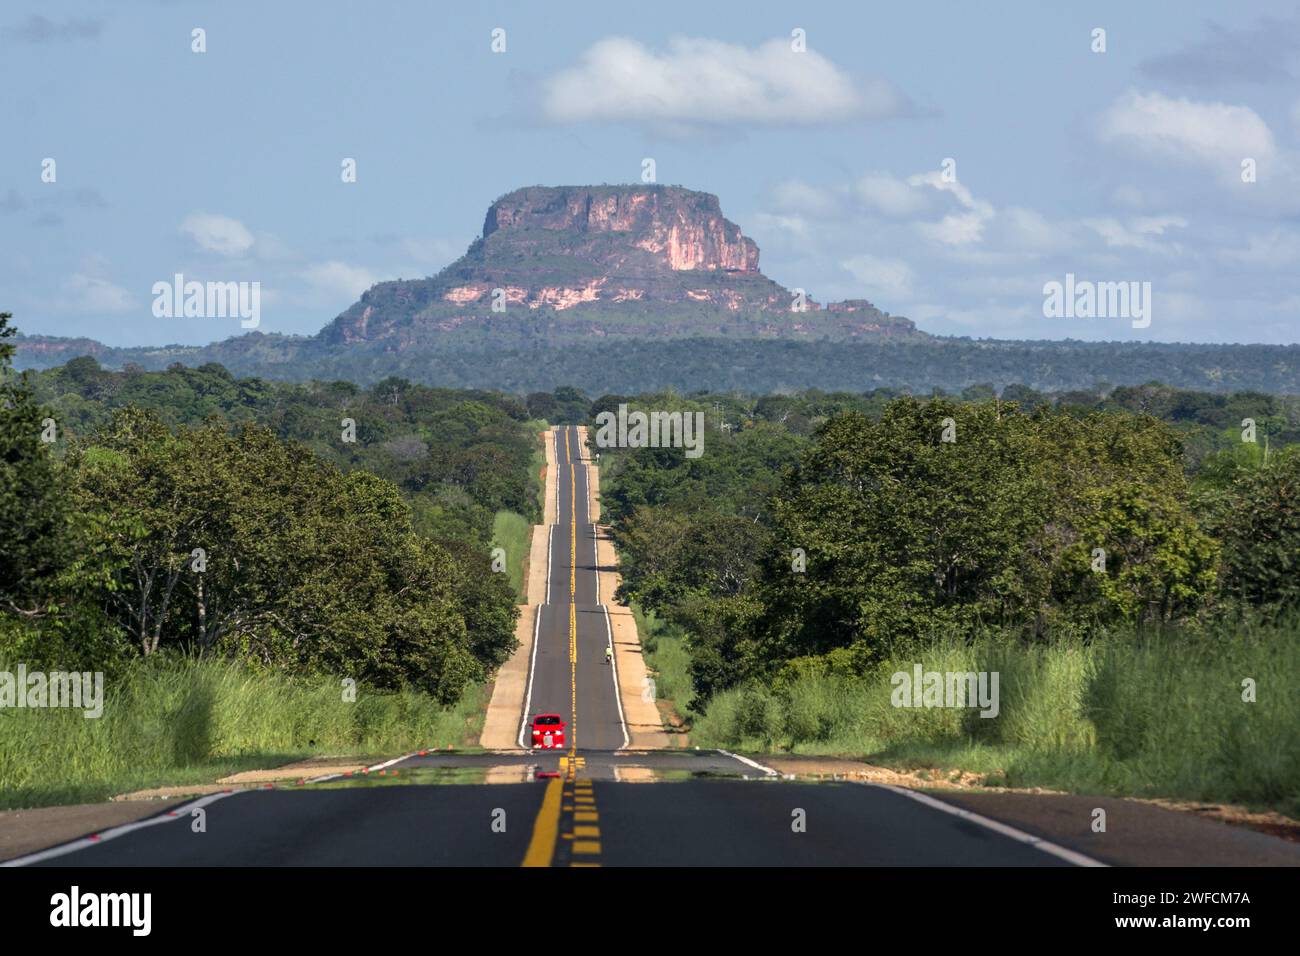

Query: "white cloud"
<box><xmin>301</xmin><ymin>261</ymin><xmax>377</xmax><ymax>300</ymax></box>
<box><xmin>906</xmin><ymin>170</ymin><xmax>996</xmax><ymax>245</ymax></box>
<box><xmin>1097</xmin><ymin>89</ymin><xmax>1276</xmax><ymax>173</ymax></box>
<box><xmin>840</xmin><ymin>253</ymin><xmax>913</xmax><ymax>300</ymax></box>
<box><xmin>1083</xmin><ymin>215</ymin><xmax>1187</xmax><ymax>253</ymax></box>
<box><xmin>181</xmin><ymin>213</ymin><xmax>255</xmax><ymax>257</ymax></box>
<box><xmin>855</xmin><ymin>172</ymin><xmax>928</xmax><ymax>217</ymax></box>
<box><xmin>541</xmin><ymin>36</ymin><xmax>905</xmax><ymax>130</ymax></box>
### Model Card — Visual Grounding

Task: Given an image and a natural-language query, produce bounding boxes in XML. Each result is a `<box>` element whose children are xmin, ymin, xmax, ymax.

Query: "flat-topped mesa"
<box><xmin>315</xmin><ymin>183</ymin><xmax>924</xmax><ymax>347</ymax></box>
<box><xmin>482</xmin><ymin>185</ymin><xmax>760</xmax><ymax>273</ymax></box>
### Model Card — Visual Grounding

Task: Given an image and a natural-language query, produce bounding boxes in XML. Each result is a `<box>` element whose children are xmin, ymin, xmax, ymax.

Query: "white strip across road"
<box><xmin>717</xmin><ymin>749</ymin><xmax>778</xmax><ymax>776</ymax></box>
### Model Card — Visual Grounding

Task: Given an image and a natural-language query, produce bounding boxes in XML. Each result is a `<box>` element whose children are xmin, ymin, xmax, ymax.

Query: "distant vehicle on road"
<box><xmin>531</xmin><ymin>714</ymin><xmax>566</xmax><ymax>749</ymax></box>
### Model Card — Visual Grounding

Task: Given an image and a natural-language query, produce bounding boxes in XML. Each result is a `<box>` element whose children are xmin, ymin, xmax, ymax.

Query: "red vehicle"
<box><xmin>531</xmin><ymin>714</ymin><xmax>566</xmax><ymax>749</ymax></box>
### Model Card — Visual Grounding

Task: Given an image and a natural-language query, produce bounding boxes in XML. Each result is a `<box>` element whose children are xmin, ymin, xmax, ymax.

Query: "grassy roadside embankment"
<box><xmin>631</xmin><ymin>603</ymin><xmax>693</xmax><ymax>739</ymax></box>
<box><xmin>0</xmin><ymin>659</ymin><xmax>487</xmax><ymax>809</ymax></box>
<box><xmin>660</xmin><ymin>620</ymin><xmax>1300</xmax><ymax>818</ymax></box>
<box><xmin>490</xmin><ymin>510</ymin><xmax>532</xmax><ymax>602</ymax></box>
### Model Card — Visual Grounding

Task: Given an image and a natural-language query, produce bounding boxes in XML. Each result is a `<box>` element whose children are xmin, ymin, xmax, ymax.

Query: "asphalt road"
<box><xmin>525</xmin><ymin>425</ymin><xmax>627</xmax><ymax>751</ymax></box>
<box><xmin>12</xmin><ymin>744</ymin><xmax>1300</xmax><ymax>866</ymax></box>
<box><xmin>19</xmin><ymin>776</ymin><xmax>1071</xmax><ymax>867</ymax></box>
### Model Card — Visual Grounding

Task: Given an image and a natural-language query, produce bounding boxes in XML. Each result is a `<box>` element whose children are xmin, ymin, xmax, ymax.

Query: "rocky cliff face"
<box><xmin>320</xmin><ymin>184</ymin><xmax>919</xmax><ymax>347</ymax></box>
<box><xmin>482</xmin><ymin>186</ymin><xmax>760</xmax><ymax>273</ymax></box>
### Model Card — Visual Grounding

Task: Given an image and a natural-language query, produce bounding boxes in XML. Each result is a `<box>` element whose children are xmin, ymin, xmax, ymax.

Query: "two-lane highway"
<box><xmin>521</xmin><ymin>426</ymin><xmax>627</xmax><ymax>752</ymax></box>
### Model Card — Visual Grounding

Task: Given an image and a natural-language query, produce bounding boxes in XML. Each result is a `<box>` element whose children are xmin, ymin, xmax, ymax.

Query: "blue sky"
<box><xmin>2</xmin><ymin>0</ymin><xmax>1298</xmax><ymax>346</ymax></box>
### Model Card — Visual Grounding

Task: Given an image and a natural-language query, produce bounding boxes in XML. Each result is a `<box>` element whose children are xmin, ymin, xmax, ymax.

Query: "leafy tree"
<box><xmin>1207</xmin><ymin>447</ymin><xmax>1300</xmax><ymax>610</ymax></box>
<box><xmin>67</xmin><ymin>407</ymin><xmax>515</xmax><ymax>699</ymax></box>
<box><xmin>0</xmin><ymin>313</ymin><xmax>73</xmax><ymax>616</ymax></box>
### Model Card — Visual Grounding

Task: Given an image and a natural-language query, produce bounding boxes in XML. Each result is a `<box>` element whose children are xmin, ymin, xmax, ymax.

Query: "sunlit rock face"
<box><xmin>318</xmin><ymin>184</ymin><xmax>919</xmax><ymax>347</ymax></box>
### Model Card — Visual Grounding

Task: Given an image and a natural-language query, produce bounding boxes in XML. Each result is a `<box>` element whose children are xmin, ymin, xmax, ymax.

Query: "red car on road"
<box><xmin>531</xmin><ymin>714</ymin><xmax>566</xmax><ymax>749</ymax></box>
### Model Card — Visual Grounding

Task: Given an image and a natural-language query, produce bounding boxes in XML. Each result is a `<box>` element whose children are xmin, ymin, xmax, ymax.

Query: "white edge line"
<box><xmin>717</xmin><ymin>749</ymin><xmax>778</xmax><ymax>777</ymax></box>
<box><xmin>603</xmin><ymin>605</ymin><xmax>630</xmax><ymax>750</ymax></box>
<box><xmin>874</xmin><ymin>784</ymin><xmax>1109</xmax><ymax>868</ymax></box>
<box><xmin>517</xmin><ymin>603</ymin><xmax>543</xmax><ymax>749</ymax></box>
<box><xmin>306</xmin><ymin>751</ymin><xmax>415</xmax><ymax>785</ymax></box>
<box><xmin>545</xmin><ymin>524</ymin><xmax>553</xmax><ymax>606</ymax></box>
<box><xmin>2</xmin><ymin>789</ymin><xmax>248</xmax><ymax>867</ymax></box>
<box><xmin>8</xmin><ymin>745</ymin><xmax>436</xmax><ymax>866</ymax></box>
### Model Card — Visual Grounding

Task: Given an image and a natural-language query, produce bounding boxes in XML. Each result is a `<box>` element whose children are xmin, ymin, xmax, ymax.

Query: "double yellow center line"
<box><xmin>522</xmin><ymin>427</ymin><xmax>602</xmax><ymax>866</ymax></box>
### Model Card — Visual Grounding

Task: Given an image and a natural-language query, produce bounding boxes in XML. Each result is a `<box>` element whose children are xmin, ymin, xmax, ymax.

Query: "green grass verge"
<box><xmin>688</xmin><ymin>622</ymin><xmax>1300</xmax><ymax>818</ymax></box>
<box><xmin>0</xmin><ymin>658</ymin><xmax>487</xmax><ymax>809</ymax></box>
<box><xmin>491</xmin><ymin>510</ymin><xmax>531</xmax><ymax>602</ymax></box>
<box><xmin>631</xmin><ymin>603</ymin><xmax>695</xmax><ymax>735</ymax></box>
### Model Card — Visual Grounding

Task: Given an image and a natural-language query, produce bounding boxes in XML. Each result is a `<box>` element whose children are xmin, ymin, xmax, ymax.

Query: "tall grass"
<box><xmin>0</xmin><ymin>658</ymin><xmax>486</xmax><ymax>809</ymax></box>
<box><xmin>491</xmin><ymin>510</ymin><xmax>531</xmax><ymax>601</ymax></box>
<box><xmin>631</xmin><ymin>603</ymin><xmax>693</xmax><ymax>716</ymax></box>
<box><xmin>690</xmin><ymin>622</ymin><xmax>1300</xmax><ymax>816</ymax></box>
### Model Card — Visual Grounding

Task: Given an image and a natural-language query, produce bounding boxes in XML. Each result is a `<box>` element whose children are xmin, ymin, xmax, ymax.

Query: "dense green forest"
<box><xmin>2</xmin><ymin>317</ymin><xmax>541</xmax><ymax>706</ymax></box>
<box><xmin>16</xmin><ymin>333</ymin><xmax>1300</xmax><ymax>396</ymax></box>
<box><xmin>594</xmin><ymin>386</ymin><xmax>1300</xmax><ymax>699</ymax></box>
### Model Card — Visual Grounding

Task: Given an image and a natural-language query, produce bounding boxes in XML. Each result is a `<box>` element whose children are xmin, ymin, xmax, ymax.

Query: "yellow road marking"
<box><xmin>575</xmin><ymin>811</ymin><xmax>599</xmax><ymax>822</ymax></box>
<box><xmin>521</xmin><ymin>776</ymin><xmax>563</xmax><ymax>867</ymax></box>
<box><xmin>574</xmin><ymin>825</ymin><xmax>600</xmax><ymax>838</ymax></box>
<box><xmin>572</xmin><ymin>840</ymin><xmax>601</xmax><ymax>855</ymax></box>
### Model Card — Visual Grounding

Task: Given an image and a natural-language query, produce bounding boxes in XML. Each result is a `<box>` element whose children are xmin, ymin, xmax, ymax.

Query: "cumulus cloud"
<box><xmin>1097</xmin><ymin>89</ymin><xmax>1276</xmax><ymax>173</ymax></box>
<box><xmin>906</xmin><ymin>170</ymin><xmax>995</xmax><ymax>245</ymax></box>
<box><xmin>541</xmin><ymin>36</ymin><xmax>907</xmax><ymax>131</ymax></box>
<box><xmin>1084</xmin><ymin>215</ymin><xmax>1189</xmax><ymax>254</ymax></box>
<box><xmin>181</xmin><ymin>213</ymin><xmax>255</xmax><ymax>257</ymax></box>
